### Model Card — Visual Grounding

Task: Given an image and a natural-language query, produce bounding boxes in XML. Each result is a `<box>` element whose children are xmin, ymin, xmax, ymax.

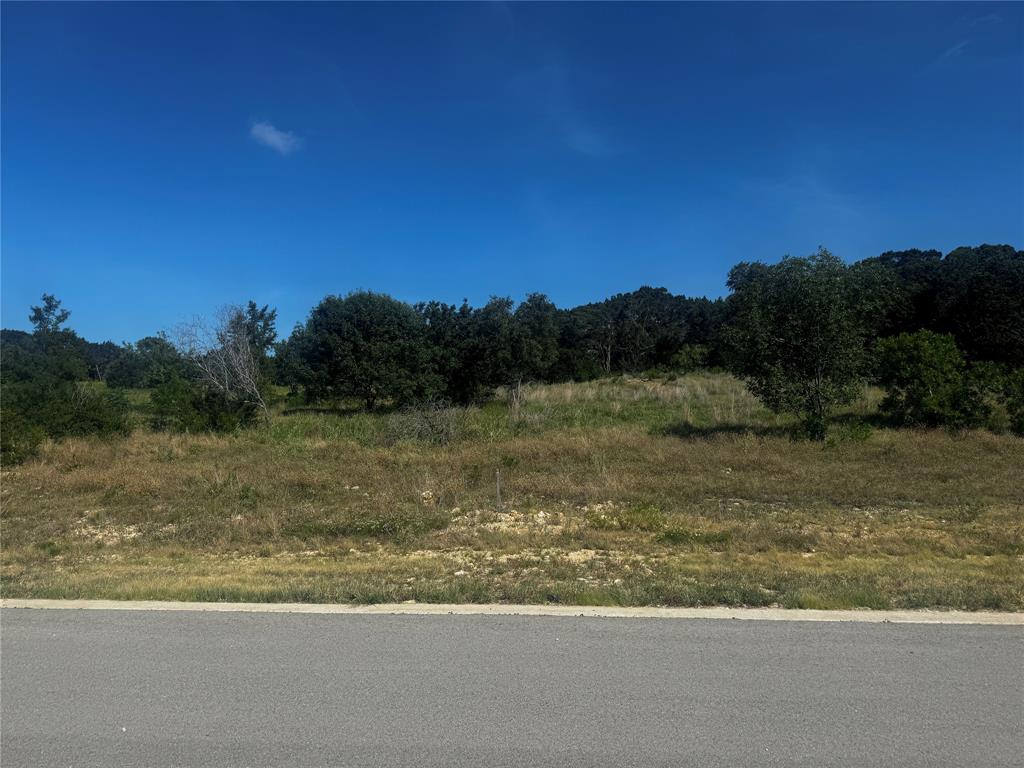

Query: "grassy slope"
<box><xmin>2</xmin><ymin>374</ymin><xmax>1022</xmax><ymax>609</ymax></box>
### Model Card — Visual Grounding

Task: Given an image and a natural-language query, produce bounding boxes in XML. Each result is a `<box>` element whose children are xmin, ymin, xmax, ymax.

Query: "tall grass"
<box><xmin>2</xmin><ymin>373</ymin><xmax>1021</xmax><ymax>609</ymax></box>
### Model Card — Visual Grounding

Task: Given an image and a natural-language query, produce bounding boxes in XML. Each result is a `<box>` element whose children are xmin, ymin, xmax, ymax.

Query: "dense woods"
<box><xmin>2</xmin><ymin>243</ymin><xmax>1022</xmax><ymax>462</ymax></box>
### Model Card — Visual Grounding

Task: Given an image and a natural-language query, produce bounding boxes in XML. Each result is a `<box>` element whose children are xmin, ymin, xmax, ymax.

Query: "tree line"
<box><xmin>2</xmin><ymin>243</ymin><xmax>1021</xmax><ymax>462</ymax></box>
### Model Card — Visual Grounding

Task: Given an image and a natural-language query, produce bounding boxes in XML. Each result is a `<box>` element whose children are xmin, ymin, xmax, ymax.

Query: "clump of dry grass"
<box><xmin>382</xmin><ymin>402</ymin><xmax>468</xmax><ymax>446</ymax></box>
<box><xmin>2</xmin><ymin>373</ymin><xmax>1022</xmax><ymax>610</ymax></box>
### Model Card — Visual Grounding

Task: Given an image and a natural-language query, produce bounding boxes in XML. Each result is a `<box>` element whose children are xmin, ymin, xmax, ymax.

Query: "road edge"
<box><xmin>3</xmin><ymin>598</ymin><xmax>1022</xmax><ymax>624</ymax></box>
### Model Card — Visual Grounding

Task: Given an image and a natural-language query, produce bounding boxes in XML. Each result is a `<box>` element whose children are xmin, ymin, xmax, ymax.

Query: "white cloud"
<box><xmin>250</xmin><ymin>121</ymin><xmax>302</xmax><ymax>155</ymax></box>
<box><xmin>970</xmin><ymin>14</ymin><xmax>1001</xmax><ymax>27</ymax></box>
<box><xmin>936</xmin><ymin>39</ymin><xmax>971</xmax><ymax>63</ymax></box>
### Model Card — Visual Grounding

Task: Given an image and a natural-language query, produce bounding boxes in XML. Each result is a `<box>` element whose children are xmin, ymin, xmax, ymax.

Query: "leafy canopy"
<box><xmin>284</xmin><ymin>291</ymin><xmax>437</xmax><ymax>409</ymax></box>
<box><xmin>721</xmin><ymin>248</ymin><xmax>872</xmax><ymax>438</ymax></box>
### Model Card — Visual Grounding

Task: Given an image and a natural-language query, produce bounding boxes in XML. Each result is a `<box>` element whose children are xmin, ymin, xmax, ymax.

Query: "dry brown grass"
<box><xmin>3</xmin><ymin>374</ymin><xmax>1022</xmax><ymax>609</ymax></box>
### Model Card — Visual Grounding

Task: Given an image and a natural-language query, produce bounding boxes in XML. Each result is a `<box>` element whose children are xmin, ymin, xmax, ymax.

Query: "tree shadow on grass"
<box><xmin>829</xmin><ymin>412</ymin><xmax>889</xmax><ymax>429</ymax></box>
<box><xmin>659</xmin><ymin>412</ymin><xmax>885</xmax><ymax>441</ymax></box>
<box><xmin>281</xmin><ymin>402</ymin><xmax>414</xmax><ymax>417</ymax></box>
<box><xmin>280</xmin><ymin>404</ymin><xmax>366</xmax><ymax>417</ymax></box>
<box><xmin>659</xmin><ymin>422</ymin><xmax>797</xmax><ymax>440</ymax></box>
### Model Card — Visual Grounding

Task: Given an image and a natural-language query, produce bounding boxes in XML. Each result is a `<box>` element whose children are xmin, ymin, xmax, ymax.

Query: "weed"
<box><xmin>34</xmin><ymin>541</ymin><xmax>62</xmax><ymax>557</ymax></box>
<box><xmin>382</xmin><ymin>403</ymin><xmax>467</xmax><ymax>446</ymax></box>
<box><xmin>586</xmin><ymin>502</ymin><xmax>666</xmax><ymax>532</ymax></box>
<box><xmin>282</xmin><ymin>507</ymin><xmax>450</xmax><ymax>541</ymax></box>
<box><xmin>825</xmin><ymin>419</ymin><xmax>874</xmax><ymax>446</ymax></box>
<box><xmin>2</xmin><ymin>374</ymin><xmax>1022</xmax><ymax>610</ymax></box>
<box><xmin>658</xmin><ymin>528</ymin><xmax>733</xmax><ymax>548</ymax></box>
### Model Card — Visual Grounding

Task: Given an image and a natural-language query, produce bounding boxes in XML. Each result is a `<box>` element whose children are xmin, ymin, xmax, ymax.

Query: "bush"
<box><xmin>63</xmin><ymin>385</ymin><xmax>133</xmax><ymax>437</ymax></box>
<box><xmin>1003</xmin><ymin>368</ymin><xmax>1024</xmax><ymax>436</ymax></box>
<box><xmin>150</xmin><ymin>374</ymin><xmax>258</xmax><ymax>433</ymax></box>
<box><xmin>196</xmin><ymin>390</ymin><xmax>258</xmax><ymax>432</ymax></box>
<box><xmin>1</xmin><ymin>407</ymin><xmax>47</xmax><ymax>465</ymax></box>
<box><xmin>876</xmin><ymin>331</ymin><xmax>991</xmax><ymax>429</ymax></box>
<box><xmin>382</xmin><ymin>401</ymin><xmax>466</xmax><ymax>446</ymax></box>
<box><xmin>1</xmin><ymin>303</ymin><xmax>133</xmax><ymax>463</ymax></box>
<box><xmin>669</xmin><ymin>345</ymin><xmax>709</xmax><ymax>373</ymax></box>
<box><xmin>825</xmin><ymin>419</ymin><xmax>873</xmax><ymax>446</ymax></box>
<box><xmin>1</xmin><ymin>380</ymin><xmax>131</xmax><ymax>465</ymax></box>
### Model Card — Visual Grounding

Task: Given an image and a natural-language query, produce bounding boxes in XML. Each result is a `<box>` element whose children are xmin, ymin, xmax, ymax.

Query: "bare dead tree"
<box><xmin>175</xmin><ymin>306</ymin><xmax>270</xmax><ymax>424</ymax></box>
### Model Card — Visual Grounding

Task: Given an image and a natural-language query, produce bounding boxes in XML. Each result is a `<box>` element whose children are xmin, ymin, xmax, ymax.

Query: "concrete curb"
<box><xmin>3</xmin><ymin>599</ymin><xmax>1022</xmax><ymax>625</ymax></box>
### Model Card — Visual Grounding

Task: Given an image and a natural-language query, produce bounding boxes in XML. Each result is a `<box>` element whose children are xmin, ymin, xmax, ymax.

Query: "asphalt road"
<box><xmin>2</xmin><ymin>608</ymin><xmax>1021</xmax><ymax>767</ymax></box>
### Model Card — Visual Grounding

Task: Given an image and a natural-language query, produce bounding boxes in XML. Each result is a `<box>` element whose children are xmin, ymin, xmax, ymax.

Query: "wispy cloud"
<box><xmin>737</xmin><ymin>169</ymin><xmax>864</xmax><ymax>234</ymax></box>
<box><xmin>250</xmin><ymin>121</ymin><xmax>302</xmax><ymax>156</ymax></box>
<box><xmin>513</xmin><ymin>63</ymin><xmax>619</xmax><ymax>157</ymax></box>
<box><xmin>970</xmin><ymin>14</ymin><xmax>1002</xmax><ymax>28</ymax></box>
<box><xmin>546</xmin><ymin>65</ymin><xmax>618</xmax><ymax>157</ymax></box>
<box><xmin>926</xmin><ymin>13</ymin><xmax>1005</xmax><ymax>72</ymax></box>
<box><xmin>936</xmin><ymin>39</ymin><xmax>971</xmax><ymax>63</ymax></box>
<box><xmin>559</xmin><ymin>119</ymin><xmax>616</xmax><ymax>157</ymax></box>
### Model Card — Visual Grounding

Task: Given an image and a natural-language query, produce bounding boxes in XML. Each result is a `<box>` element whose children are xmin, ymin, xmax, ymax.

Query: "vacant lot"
<box><xmin>2</xmin><ymin>374</ymin><xmax>1022</xmax><ymax>610</ymax></box>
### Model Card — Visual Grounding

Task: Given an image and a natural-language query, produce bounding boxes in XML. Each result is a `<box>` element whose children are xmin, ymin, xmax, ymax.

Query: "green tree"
<box><xmin>241</xmin><ymin>300</ymin><xmax>279</xmax><ymax>382</ymax></box>
<box><xmin>286</xmin><ymin>292</ymin><xmax>436</xmax><ymax>409</ymax></box>
<box><xmin>242</xmin><ymin>301</ymin><xmax>278</xmax><ymax>356</ymax></box>
<box><xmin>416</xmin><ymin>294</ymin><xmax>561</xmax><ymax>403</ymax></box>
<box><xmin>854</xmin><ymin>249</ymin><xmax>943</xmax><ymax>337</ymax></box>
<box><xmin>28</xmin><ymin>294</ymin><xmax>71</xmax><ymax>335</ymax></box>
<box><xmin>566</xmin><ymin>287</ymin><xmax>705</xmax><ymax>375</ymax></box>
<box><xmin>416</xmin><ymin>300</ymin><xmax>491</xmax><ymax>404</ymax></box>
<box><xmin>547</xmin><ymin>310</ymin><xmax>604</xmax><ymax>382</ymax></box>
<box><xmin>936</xmin><ymin>245</ymin><xmax>1024</xmax><ymax>366</ymax></box>
<box><xmin>106</xmin><ymin>334</ymin><xmax>185</xmax><ymax>388</ymax></box>
<box><xmin>2</xmin><ymin>296</ymin><xmax>130</xmax><ymax>463</ymax></box>
<box><xmin>13</xmin><ymin>294</ymin><xmax>89</xmax><ymax>381</ymax></box>
<box><xmin>510</xmin><ymin>293</ymin><xmax>560</xmax><ymax>383</ymax></box>
<box><xmin>80</xmin><ymin>340</ymin><xmax>123</xmax><ymax>381</ymax></box>
<box><xmin>721</xmin><ymin>248</ymin><xmax>868</xmax><ymax>439</ymax></box>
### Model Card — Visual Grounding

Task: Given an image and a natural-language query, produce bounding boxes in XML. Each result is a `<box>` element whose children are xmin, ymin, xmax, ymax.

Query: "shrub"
<box><xmin>1</xmin><ymin>381</ymin><xmax>130</xmax><ymax>465</ymax></box>
<box><xmin>150</xmin><ymin>374</ymin><xmax>258</xmax><ymax>433</ymax></box>
<box><xmin>195</xmin><ymin>390</ymin><xmax>259</xmax><ymax>432</ymax></box>
<box><xmin>1</xmin><ymin>406</ymin><xmax>47</xmax><ymax>465</ymax></box>
<box><xmin>1003</xmin><ymin>368</ymin><xmax>1024</xmax><ymax>436</ymax></box>
<box><xmin>63</xmin><ymin>384</ymin><xmax>132</xmax><ymax>437</ymax></box>
<box><xmin>876</xmin><ymin>331</ymin><xmax>991</xmax><ymax>429</ymax></box>
<box><xmin>967</xmin><ymin>362</ymin><xmax>1011</xmax><ymax>433</ymax></box>
<box><xmin>150</xmin><ymin>374</ymin><xmax>205</xmax><ymax>432</ymax></box>
<box><xmin>1</xmin><ymin>298</ymin><xmax>133</xmax><ymax>464</ymax></box>
<box><xmin>382</xmin><ymin>402</ymin><xmax>466</xmax><ymax>446</ymax></box>
<box><xmin>669</xmin><ymin>344</ymin><xmax>709</xmax><ymax>373</ymax></box>
<box><xmin>825</xmin><ymin>419</ymin><xmax>873</xmax><ymax>446</ymax></box>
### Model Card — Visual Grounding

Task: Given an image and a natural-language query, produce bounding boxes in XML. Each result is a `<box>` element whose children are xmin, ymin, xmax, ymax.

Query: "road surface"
<box><xmin>2</xmin><ymin>607</ymin><xmax>1021</xmax><ymax>767</ymax></box>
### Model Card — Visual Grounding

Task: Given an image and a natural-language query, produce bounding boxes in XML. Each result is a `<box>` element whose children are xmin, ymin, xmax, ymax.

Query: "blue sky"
<box><xmin>2</xmin><ymin>2</ymin><xmax>1022</xmax><ymax>343</ymax></box>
